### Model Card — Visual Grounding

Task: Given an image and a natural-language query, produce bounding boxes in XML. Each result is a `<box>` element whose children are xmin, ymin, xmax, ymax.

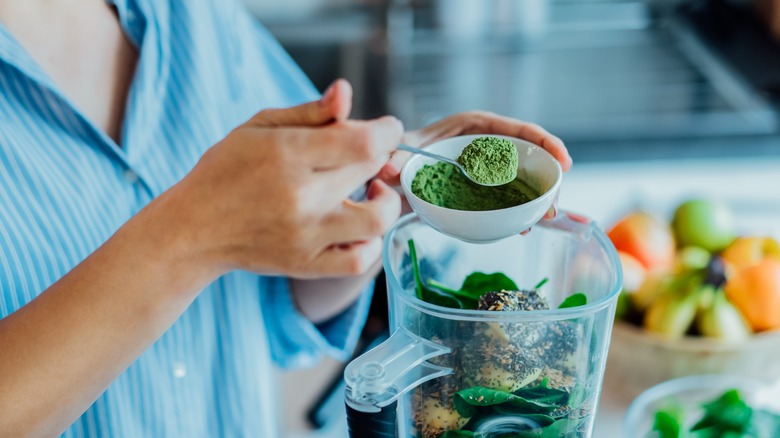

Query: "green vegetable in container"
<box><xmin>407</xmin><ymin>239</ymin><xmax>592</xmax><ymax>438</ymax></box>
<box><xmin>652</xmin><ymin>388</ymin><xmax>780</xmax><ymax>438</ymax></box>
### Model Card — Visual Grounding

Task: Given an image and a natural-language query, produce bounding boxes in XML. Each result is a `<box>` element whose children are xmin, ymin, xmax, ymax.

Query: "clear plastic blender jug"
<box><xmin>345</xmin><ymin>212</ymin><xmax>622</xmax><ymax>437</ymax></box>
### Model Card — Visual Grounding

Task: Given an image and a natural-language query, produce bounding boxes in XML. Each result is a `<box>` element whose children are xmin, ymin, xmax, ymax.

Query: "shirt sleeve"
<box><xmin>260</xmin><ymin>276</ymin><xmax>375</xmax><ymax>370</ymax></box>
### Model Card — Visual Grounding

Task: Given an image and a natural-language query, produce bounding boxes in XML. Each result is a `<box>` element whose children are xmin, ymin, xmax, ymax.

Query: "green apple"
<box><xmin>672</xmin><ymin>200</ymin><xmax>736</xmax><ymax>253</ymax></box>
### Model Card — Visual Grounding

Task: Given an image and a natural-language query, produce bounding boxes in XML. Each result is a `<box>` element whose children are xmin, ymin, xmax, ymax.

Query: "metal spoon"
<box><xmin>396</xmin><ymin>143</ymin><xmax>505</xmax><ymax>187</ymax></box>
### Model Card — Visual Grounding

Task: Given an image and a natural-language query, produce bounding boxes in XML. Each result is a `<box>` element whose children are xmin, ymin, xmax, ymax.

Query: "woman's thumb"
<box><xmin>251</xmin><ymin>79</ymin><xmax>353</xmax><ymax>127</ymax></box>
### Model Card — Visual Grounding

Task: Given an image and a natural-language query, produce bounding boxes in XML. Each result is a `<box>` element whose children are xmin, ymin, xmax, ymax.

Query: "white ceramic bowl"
<box><xmin>400</xmin><ymin>135</ymin><xmax>562</xmax><ymax>243</ymax></box>
<box><xmin>624</xmin><ymin>374</ymin><xmax>780</xmax><ymax>437</ymax></box>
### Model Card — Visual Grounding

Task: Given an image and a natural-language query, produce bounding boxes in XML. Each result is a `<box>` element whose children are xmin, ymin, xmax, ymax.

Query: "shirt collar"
<box><xmin>0</xmin><ymin>1</ymin><xmax>145</xmax><ymax>75</ymax></box>
<box><xmin>0</xmin><ymin>23</ymin><xmax>54</xmax><ymax>88</ymax></box>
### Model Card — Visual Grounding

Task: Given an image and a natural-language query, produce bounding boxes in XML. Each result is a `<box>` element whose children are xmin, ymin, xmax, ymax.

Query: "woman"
<box><xmin>0</xmin><ymin>0</ymin><xmax>571</xmax><ymax>436</ymax></box>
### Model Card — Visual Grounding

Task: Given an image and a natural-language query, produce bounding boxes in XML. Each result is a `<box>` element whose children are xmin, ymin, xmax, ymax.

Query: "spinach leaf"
<box><xmin>690</xmin><ymin>389</ymin><xmax>752</xmax><ymax>434</ymax></box>
<box><xmin>447</xmin><ymin>381</ymin><xmax>584</xmax><ymax>438</ymax></box>
<box><xmin>460</xmin><ymin>272</ymin><xmax>519</xmax><ymax>300</ymax></box>
<box><xmin>512</xmin><ymin>379</ymin><xmax>570</xmax><ymax>406</ymax></box>
<box><xmin>454</xmin><ymin>387</ymin><xmax>558</xmax><ymax>418</ymax></box>
<box><xmin>408</xmin><ymin>239</ymin><xmax>425</xmax><ymax>301</ymax></box>
<box><xmin>488</xmin><ymin>409</ymin><xmax>556</xmax><ymax>427</ymax></box>
<box><xmin>558</xmin><ymin>293</ymin><xmax>587</xmax><ymax>309</ymax></box>
<box><xmin>424</xmin><ymin>288</ymin><xmax>472</xmax><ymax>309</ymax></box>
<box><xmin>428</xmin><ymin>279</ymin><xmax>479</xmax><ymax>307</ymax></box>
<box><xmin>652</xmin><ymin>403</ymin><xmax>684</xmax><ymax>438</ymax></box>
<box><xmin>651</xmin><ymin>388</ymin><xmax>773</xmax><ymax>438</ymax></box>
<box><xmin>408</xmin><ymin>239</ymin><xmax>472</xmax><ymax>309</ymax></box>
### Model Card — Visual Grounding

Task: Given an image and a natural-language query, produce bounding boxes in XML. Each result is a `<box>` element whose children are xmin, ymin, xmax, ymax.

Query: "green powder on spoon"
<box><xmin>457</xmin><ymin>136</ymin><xmax>519</xmax><ymax>186</ymax></box>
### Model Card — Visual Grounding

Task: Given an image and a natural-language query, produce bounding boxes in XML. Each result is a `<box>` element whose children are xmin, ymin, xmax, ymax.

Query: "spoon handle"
<box><xmin>397</xmin><ymin>144</ymin><xmax>459</xmax><ymax>167</ymax></box>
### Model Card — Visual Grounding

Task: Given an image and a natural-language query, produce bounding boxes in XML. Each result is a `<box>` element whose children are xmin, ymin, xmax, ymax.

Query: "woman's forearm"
<box><xmin>0</xmin><ymin>88</ymin><xmax>404</xmax><ymax>436</ymax></box>
<box><xmin>0</xmin><ymin>193</ymin><xmax>211</xmax><ymax>437</ymax></box>
<box><xmin>291</xmin><ymin>260</ymin><xmax>381</xmax><ymax>324</ymax></box>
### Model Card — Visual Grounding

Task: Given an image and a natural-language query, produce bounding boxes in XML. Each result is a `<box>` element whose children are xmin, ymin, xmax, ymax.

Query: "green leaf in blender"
<box><xmin>427</xmin><ymin>279</ymin><xmax>480</xmax><ymax>306</ymax></box>
<box><xmin>534</xmin><ymin>277</ymin><xmax>550</xmax><ymax>289</ymax></box>
<box><xmin>558</xmin><ymin>293</ymin><xmax>588</xmax><ymax>309</ymax></box>
<box><xmin>408</xmin><ymin>239</ymin><xmax>473</xmax><ymax>309</ymax></box>
<box><xmin>459</xmin><ymin>272</ymin><xmax>519</xmax><ymax>300</ymax></box>
<box><xmin>453</xmin><ymin>386</ymin><xmax>559</xmax><ymax>419</ymax></box>
<box><xmin>512</xmin><ymin>379</ymin><xmax>570</xmax><ymax>406</ymax></box>
<box><xmin>409</xmin><ymin>239</ymin><xmax>425</xmax><ymax>301</ymax></box>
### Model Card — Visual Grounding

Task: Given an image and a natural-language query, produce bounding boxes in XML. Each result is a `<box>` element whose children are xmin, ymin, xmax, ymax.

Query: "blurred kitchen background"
<box><xmin>242</xmin><ymin>0</ymin><xmax>780</xmax><ymax>436</ymax></box>
<box><xmin>249</xmin><ymin>0</ymin><xmax>780</xmax><ymax>161</ymax></box>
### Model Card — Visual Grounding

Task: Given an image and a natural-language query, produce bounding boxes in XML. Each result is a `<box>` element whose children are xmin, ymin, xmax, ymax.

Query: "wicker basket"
<box><xmin>604</xmin><ymin>320</ymin><xmax>780</xmax><ymax>399</ymax></box>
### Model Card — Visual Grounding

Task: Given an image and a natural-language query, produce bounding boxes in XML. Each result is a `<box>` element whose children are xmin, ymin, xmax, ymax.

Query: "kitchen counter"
<box><xmin>279</xmin><ymin>155</ymin><xmax>780</xmax><ymax>438</ymax></box>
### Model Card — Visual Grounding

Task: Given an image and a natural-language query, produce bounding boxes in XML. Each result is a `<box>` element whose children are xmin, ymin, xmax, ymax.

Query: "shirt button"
<box><xmin>122</xmin><ymin>170</ymin><xmax>139</xmax><ymax>184</ymax></box>
<box><xmin>173</xmin><ymin>362</ymin><xmax>187</xmax><ymax>378</ymax></box>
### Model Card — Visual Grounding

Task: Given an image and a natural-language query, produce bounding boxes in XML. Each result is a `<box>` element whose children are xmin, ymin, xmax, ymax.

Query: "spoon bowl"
<box><xmin>396</xmin><ymin>143</ymin><xmax>506</xmax><ymax>187</ymax></box>
<box><xmin>400</xmin><ymin>135</ymin><xmax>562</xmax><ymax>243</ymax></box>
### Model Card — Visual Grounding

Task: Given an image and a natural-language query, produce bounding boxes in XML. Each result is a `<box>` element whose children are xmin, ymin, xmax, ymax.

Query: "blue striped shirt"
<box><xmin>0</xmin><ymin>0</ymin><xmax>372</xmax><ymax>436</ymax></box>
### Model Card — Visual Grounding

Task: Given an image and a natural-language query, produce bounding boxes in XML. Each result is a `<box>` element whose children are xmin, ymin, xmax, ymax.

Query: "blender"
<box><xmin>344</xmin><ymin>212</ymin><xmax>622</xmax><ymax>437</ymax></box>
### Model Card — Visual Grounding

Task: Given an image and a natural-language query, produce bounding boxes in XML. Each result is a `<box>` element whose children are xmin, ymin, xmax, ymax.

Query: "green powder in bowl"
<box><xmin>457</xmin><ymin>136</ymin><xmax>519</xmax><ymax>186</ymax></box>
<box><xmin>410</xmin><ymin>162</ymin><xmax>539</xmax><ymax>211</ymax></box>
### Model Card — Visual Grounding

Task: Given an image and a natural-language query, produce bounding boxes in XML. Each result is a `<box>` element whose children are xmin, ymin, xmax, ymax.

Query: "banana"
<box><xmin>632</xmin><ymin>272</ymin><xmax>674</xmax><ymax>312</ymax></box>
<box><xmin>696</xmin><ymin>284</ymin><xmax>716</xmax><ymax>315</ymax></box>
<box><xmin>697</xmin><ymin>290</ymin><xmax>752</xmax><ymax>341</ymax></box>
<box><xmin>643</xmin><ymin>287</ymin><xmax>700</xmax><ymax>338</ymax></box>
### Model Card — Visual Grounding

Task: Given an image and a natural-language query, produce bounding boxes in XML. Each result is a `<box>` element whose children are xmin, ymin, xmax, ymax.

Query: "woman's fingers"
<box><xmin>375</xmin><ymin>158</ymin><xmax>405</xmax><ymax>186</ymax></box>
<box><xmin>318</xmin><ymin>179</ymin><xmax>401</xmax><ymax>245</ymax></box>
<box><xmin>473</xmin><ymin>112</ymin><xmax>572</xmax><ymax>171</ymax></box>
<box><xmin>278</xmin><ymin>116</ymin><xmax>403</xmax><ymax>170</ymax></box>
<box><xmin>302</xmin><ymin>238</ymin><xmax>384</xmax><ymax>278</ymax></box>
<box><xmin>250</xmin><ymin>79</ymin><xmax>353</xmax><ymax>127</ymax></box>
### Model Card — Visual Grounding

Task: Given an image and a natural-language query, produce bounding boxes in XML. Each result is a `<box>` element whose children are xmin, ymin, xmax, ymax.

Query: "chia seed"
<box><xmin>478</xmin><ymin>289</ymin><xmax>550</xmax><ymax>312</ymax></box>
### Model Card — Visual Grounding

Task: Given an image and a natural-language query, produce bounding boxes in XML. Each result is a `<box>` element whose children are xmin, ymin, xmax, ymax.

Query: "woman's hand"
<box><xmin>376</xmin><ymin>111</ymin><xmax>572</xmax><ymax>186</ymax></box>
<box><xmin>161</xmin><ymin>80</ymin><xmax>403</xmax><ymax>284</ymax></box>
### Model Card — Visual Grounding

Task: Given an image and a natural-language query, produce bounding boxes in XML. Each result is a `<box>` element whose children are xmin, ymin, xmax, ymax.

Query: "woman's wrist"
<box><xmin>126</xmin><ymin>187</ymin><xmax>227</xmax><ymax>298</ymax></box>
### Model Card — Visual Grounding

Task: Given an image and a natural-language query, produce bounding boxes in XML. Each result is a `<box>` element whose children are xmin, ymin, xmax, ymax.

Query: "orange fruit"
<box><xmin>608</xmin><ymin>212</ymin><xmax>675</xmax><ymax>272</ymax></box>
<box><xmin>724</xmin><ymin>259</ymin><xmax>780</xmax><ymax>331</ymax></box>
<box><xmin>721</xmin><ymin>237</ymin><xmax>780</xmax><ymax>272</ymax></box>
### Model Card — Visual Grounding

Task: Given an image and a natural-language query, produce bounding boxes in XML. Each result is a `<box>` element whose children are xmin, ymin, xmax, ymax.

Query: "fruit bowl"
<box><xmin>603</xmin><ymin>199</ymin><xmax>780</xmax><ymax>399</ymax></box>
<box><xmin>605</xmin><ymin>321</ymin><xmax>780</xmax><ymax>399</ymax></box>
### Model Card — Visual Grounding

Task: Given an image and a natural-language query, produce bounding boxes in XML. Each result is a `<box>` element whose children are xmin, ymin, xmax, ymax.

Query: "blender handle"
<box><xmin>345</xmin><ymin>401</ymin><xmax>397</xmax><ymax>438</ymax></box>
